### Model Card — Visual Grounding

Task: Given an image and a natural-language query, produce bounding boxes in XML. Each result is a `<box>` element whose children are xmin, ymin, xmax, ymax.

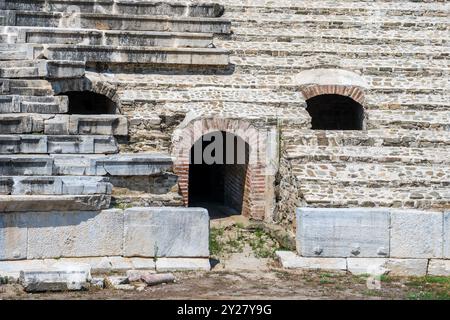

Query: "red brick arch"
<box><xmin>300</xmin><ymin>84</ymin><xmax>366</xmax><ymax>105</ymax></box>
<box><xmin>171</xmin><ymin>118</ymin><xmax>276</xmax><ymax>220</ymax></box>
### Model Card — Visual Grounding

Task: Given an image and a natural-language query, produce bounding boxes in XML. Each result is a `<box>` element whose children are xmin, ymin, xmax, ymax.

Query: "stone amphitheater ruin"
<box><xmin>0</xmin><ymin>0</ymin><xmax>449</xmax><ymax>285</ymax></box>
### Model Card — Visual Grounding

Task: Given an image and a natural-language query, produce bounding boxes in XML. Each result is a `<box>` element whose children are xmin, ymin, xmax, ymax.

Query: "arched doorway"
<box><xmin>188</xmin><ymin>131</ymin><xmax>249</xmax><ymax>219</ymax></box>
<box><xmin>306</xmin><ymin>94</ymin><xmax>364</xmax><ymax>130</ymax></box>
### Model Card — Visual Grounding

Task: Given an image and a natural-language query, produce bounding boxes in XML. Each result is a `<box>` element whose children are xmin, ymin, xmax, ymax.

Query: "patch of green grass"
<box><xmin>407</xmin><ymin>291</ymin><xmax>450</xmax><ymax>300</ymax></box>
<box><xmin>380</xmin><ymin>275</ymin><xmax>394</xmax><ymax>283</ymax></box>
<box><xmin>209</xmin><ymin>227</ymin><xmax>225</xmax><ymax>256</ymax></box>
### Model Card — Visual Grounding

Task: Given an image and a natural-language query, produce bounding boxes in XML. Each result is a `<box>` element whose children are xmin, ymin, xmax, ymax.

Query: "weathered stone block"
<box><xmin>155</xmin><ymin>258</ymin><xmax>211</xmax><ymax>272</ymax></box>
<box><xmin>124</xmin><ymin>207</ymin><xmax>209</xmax><ymax>258</ymax></box>
<box><xmin>26</xmin><ymin>209</ymin><xmax>123</xmax><ymax>259</ymax></box>
<box><xmin>390</xmin><ymin>210</ymin><xmax>443</xmax><ymax>258</ymax></box>
<box><xmin>0</xmin><ymin>195</ymin><xmax>111</xmax><ymax>212</ymax></box>
<box><xmin>276</xmin><ymin>251</ymin><xmax>347</xmax><ymax>270</ymax></box>
<box><xmin>384</xmin><ymin>259</ymin><xmax>428</xmax><ymax>276</ymax></box>
<box><xmin>0</xmin><ymin>213</ymin><xmax>27</xmax><ymax>260</ymax></box>
<box><xmin>95</xmin><ymin>154</ymin><xmax>173</xmax><ymax>176</ymax></box>
<box><xmin>296</xmin><ymin>208</ymin><xmax>390</xmax><ymax>258</ymax></box>
<box><xmin>428</xmin><ymin>259</ymin><xmax>450</xmax><ymax>276</ymax></box>
<box><xmin>20</xmin><ymin>265</ymin><xmax>90</xmax><ymax>292</ymax></box>
<box><xmin>347</xmin><ymin>258</ymin><xmax>388</xmax><ymax>275</ymax></box>
<box><xmin>444</xmin><ymin>212</ymin><xmax>450</xmax><ymax>259</ymax></box>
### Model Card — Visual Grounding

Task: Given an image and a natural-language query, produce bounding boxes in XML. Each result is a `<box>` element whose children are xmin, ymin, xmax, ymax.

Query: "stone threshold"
<box><xmin>276</xmin><ymin>251</ymin><xmax>450</xmax><ymax>277</ymax></box>
<box><xmin>0</xmin><ymin>256</ymin><xmax>211</xmax><ymax>281</ymax></box>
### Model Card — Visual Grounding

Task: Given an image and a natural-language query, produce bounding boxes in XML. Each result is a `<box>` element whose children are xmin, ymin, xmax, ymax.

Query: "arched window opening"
<box><xmin>61</xmin><ymin>91</ymin><xmax>117</xmax><ymax>114</ymax></box>
<box><xmin>306</xmin><ymin>94</ymin><xmax>364</xmax><ymax>130</ymax></box>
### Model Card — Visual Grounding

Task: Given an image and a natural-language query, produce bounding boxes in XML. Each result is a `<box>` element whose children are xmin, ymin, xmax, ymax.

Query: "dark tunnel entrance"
<box><xmin>189</xmin><ymin>131</ymin><xmax>249</xmax><ymax>219</ymax></box>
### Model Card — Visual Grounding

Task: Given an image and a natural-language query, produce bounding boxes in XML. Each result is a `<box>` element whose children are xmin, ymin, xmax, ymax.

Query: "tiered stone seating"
<box><xmin>0</xmin><ymin>0</ymin><xmax>230</xmax><ymax>212</ymax></box>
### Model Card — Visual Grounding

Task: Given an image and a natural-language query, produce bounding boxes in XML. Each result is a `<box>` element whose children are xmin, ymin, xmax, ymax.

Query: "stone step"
<box><xmin>281</xmin><ymin>129</ymin><xmax>450</xmax><ymax>148</ymax></box>
<box><xmin>227</xmin><ymin>28</ymin><xmax>449</xmax><ymax>46</ymax></box>
<box><xmin>218</xmin><ymin>40</ymin><xmax>449</xmax><ymax>61</ymax></box>
<box><xmin>0</xmin><ymin>153</ymin><xmax>173</xmax><ymax>176</ymax></box>
<box><xmin>0</xmin><ymin>194</ymin><xmax>111</xmax><ymax>212</ymax></box>
<box><xmin>0</xmin><ymin>134</ymin><xmax>118</xmax><ymax>154</ymax></box>
<box><xmin>108</xmin><ymin>73</ymin><xmax>449</xmax><ymax>92</ymax></box>
<box><xmin>5</xmin><ymin>78</ymin><xmax>54</xmax><ymax>96</ymax></box>
<box><xmin>297</xmin><ymin>182</ymin><xmax>450</xmax><ymax>210</ymax></box>
<box><xmin>3</xmin><ymin>0</ymin><xmax>224</xmax><ymax>18</ymax></box>
<box><xmin>367</xmin><ymin>110</ymin><xmax>450</xmax><ymax>131</ymax></box>
<box><xmin>9</xmin><ymin>11</ymin><xmax>231</xmax><ymax>34</ymax></box>
<box><xmin>230</xmin><ymin>16</ymin><xmax>450</xmax><ymax>33</ymax></box>
<box><xmin>0</xmin><ymin>95</ymin><xmax>68</xmax><ymax>113</ymax></box>
<box><xmin>0</xmin><ymin>114</ymin><xmax>128</xmax><ymax>135</ymax></box>
<box><xmin>13</xmin><ymin>27</ymin><xmax>214</xmax><ymax>48</ymax></box>
<box><xmin>120</xmin><ymin>87</ymin><xmax>448</xmax><ymax>107</ymax></box>
<box><xmin>285</xmin><ymin>146</ymin><xmax>450</xmax><ymax>165</ymax></box>
<box><xmin>222</xmin><ymin>0</ymin><xmax>450</xmax><ymax>17</ymax></box>
<box><xmin>291</xmin><ymin>162</ymin><xmax>450</xmax><ymax>185</ymax></box>
<box><xmin>41</xmin><ymin>45</ymin><xmax>229</xmax><ymax>66</ymax></box>
<box><xmin>0</xmin><ymin>176</ymin><xmax>112</xmax><ymax>196</ymax></box>
<box><xmin>0</xmin><ymin>59</ymin><xmax>85</xmax><ymax>79</ymax></box>
<box><xmin>229</xmin><ymin>55</ymin><xmax>450</xmax><ymax>77</ymax></box>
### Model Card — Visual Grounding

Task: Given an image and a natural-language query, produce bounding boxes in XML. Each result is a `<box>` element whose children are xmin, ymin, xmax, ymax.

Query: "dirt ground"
<box><xmin>1</xmin><ymin>219</ymin><xmax>449</xmax><ymax>300</ymax></box>
<box><xmin>1</xmin><ymin>268</ymin><xmax>449</xmax><ymax>300</ymax></box>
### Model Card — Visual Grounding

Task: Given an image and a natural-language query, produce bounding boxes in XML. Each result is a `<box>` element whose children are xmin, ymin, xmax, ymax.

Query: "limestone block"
<box><xmin>12</xmin><ymin>176</ymin><xmax>63</xmax><ymax>195</ymax></box>
<box><xmin>19</xmin><ymin>135</ymin><xmax>47</xmax><ymax>153</ymax></box>
<box><xmin>68</xmin><ymin>115</ymin><xmax>128</xmax><ymax>136</ymax></box>
<box><xmin>0</xmin><ymin>114</ymin><xmax>34</xmax><ymax>134</ymax></box>
<box><xmin>0</xmin><ymin>213</ymin><xmax>27</xmax><ymax>260</ymax></box>
<box><xmin>52</xmin><ymin>155</ymin><xmax>98</xmax><ymax>175</ymax></box>
<box><xmin>390</xmin><ymin>210</ymin><xmax>443</xmax><ymax>258</ymax></box>
<box><xmin>0</xmin><ymin>195</ymin><xmax>111</xmax><ymax>212</ymax></box>
<box><xmin>124</xmin><ymin>207</ymin><xmax>209</xmax><ymax>258</ymax></box>
<box><xmin>347</xmin><ymin>258</ymin><xmax>389</xmax><ymax>275</ymax></box>
<box><xmin>155</xmin><ymin>258</ymin><xmax>211</xmax><ymax>272</ymax></box>
<box><xmin>275</xmin><ymin>251</ymin><xmax>347</xmax><ymax>270</ymax></box>
<box><xmin>0</xmin><ymin>156</ymin><xmax>53</xmax><ymax>176</ymax></box>
<box><xmin>95</xmin><ymin>154</ymin><xmax>173</xmax><ymax>176</ymax></box>
<box><xmin>0</xmin><ymin>177</ymin><xmax>13</xmax><ymax>194</ymax></box>
<box><xmin>0</xmin><ymin>136</ymin><xmax>19</xmax><ymax>154</ymax></box>
<box><xmin>20</xmin><ymin>267</ymin><xmax>90</xmax><ymax>292</ymax></box>
<box><xmin>428</xmin><ymin>259</ymin><xmax>450</xmax><ymax>276</ymax></box>
<box><xmin>0</xmin><ymin>96</ymin><xmax>17</xmax><ymax>113</ymax></box>
<box><xmin>130</xmin><ymin>258</ymin><xmax>156</xmax><ymax>270</ymax></box>
<box><xmin>47</xmin><ymin>136</ymin><xmax>94</xmax><ymax>154</ymax></box>
<box><xmin>108</xmin><ymin>256</ymin><xmax>134</xmax><ymax>271</ymax></box>
<box><xmin>26</xmin><ymin>209</ymin><xmax>123</xmax><ymax>259</ymax></box>
<box><xmin>44</xmin><ymin>115</ymin><xmax>69</xmax><ymax>135</ymax></box>
<box><xmin>384</xmin><ymin>259</ymin><xmax>428</xmax><ymax>276</ymax></box>
<box><xmin>60</xmin><ymin>176</ymin><xmax>112</xmax><ymax>195</ymax></box>
<box><xmin>296</xmin><ymin>208</ymin><xmax>390</xmax><ymax>258</ymax></box>
<box><xmin>444</xmin><ymin>212</ymin><xmax>450</xmax><ymax>259</ymax></box>
<box><xmin>0</xmin><ymin>260</ymin><xmax>45</xmax><ymax>281</ymax></box>
<box><xmin>47</xmin><ymin>257</ymin><xmax>112</xmax><ymax>274</ymax></box>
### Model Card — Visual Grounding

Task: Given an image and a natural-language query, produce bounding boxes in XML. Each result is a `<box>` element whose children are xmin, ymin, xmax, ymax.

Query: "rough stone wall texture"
<box><xmin>0</xmin><ymin>0</ymin><xmax>449</xmax><ymax>224</ymax></box>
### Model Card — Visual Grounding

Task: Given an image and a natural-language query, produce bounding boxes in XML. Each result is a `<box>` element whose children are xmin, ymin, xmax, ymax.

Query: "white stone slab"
<box><xmin>26</xmin><ymin>209</ymin><xmax>123</xmax><ymax>259</ymax></box>
<box><xmin>390</xmin><ymin>210</ymin><xmax>443</xmax><ymax>258</ymax></box>
<box><xmin>428</xmin><ymin>259</ymin><xmax>450</xmax><ymax>276</ymax></box>
<box><xmin>155</xmin><ymin>258</ymin><xmax>211</xmax><ymax>272</ymax></box>
<box><xmin>296</xmin><ymin>208</ymin><xmax>390</xmax><ymax>258</ymax></box>
<box><xmin>347</xmin><ymin>258</ymin><xmax>389</xmax><ymax>275</ymax></box>
<box><xmin>124</xmin><ymin>207</ymin><xmax>209</xmax><ymax>258</ymax></box>
<box><xmin>275</xmin><ymin>251</ymin><xmax>347</xmax><ymax>270</ymax></box>
<box><xmin>444</xmin><ymin>212</ymin><xmax>450</xmax><ymax>259</ymax></box>
<box><xmin>384</xmin><ymin>259</ymin><xmax>428</xmax><ymax>276</ymax></box>
<box><xmin>19</xmin><ymin>264</ymin><xmax>91</xmax><ymax>292</ymax></box>
<box><xmin>0</xmin><ymin>213</ymin><xmax>27</xmax><ymax>260</ymax></box>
